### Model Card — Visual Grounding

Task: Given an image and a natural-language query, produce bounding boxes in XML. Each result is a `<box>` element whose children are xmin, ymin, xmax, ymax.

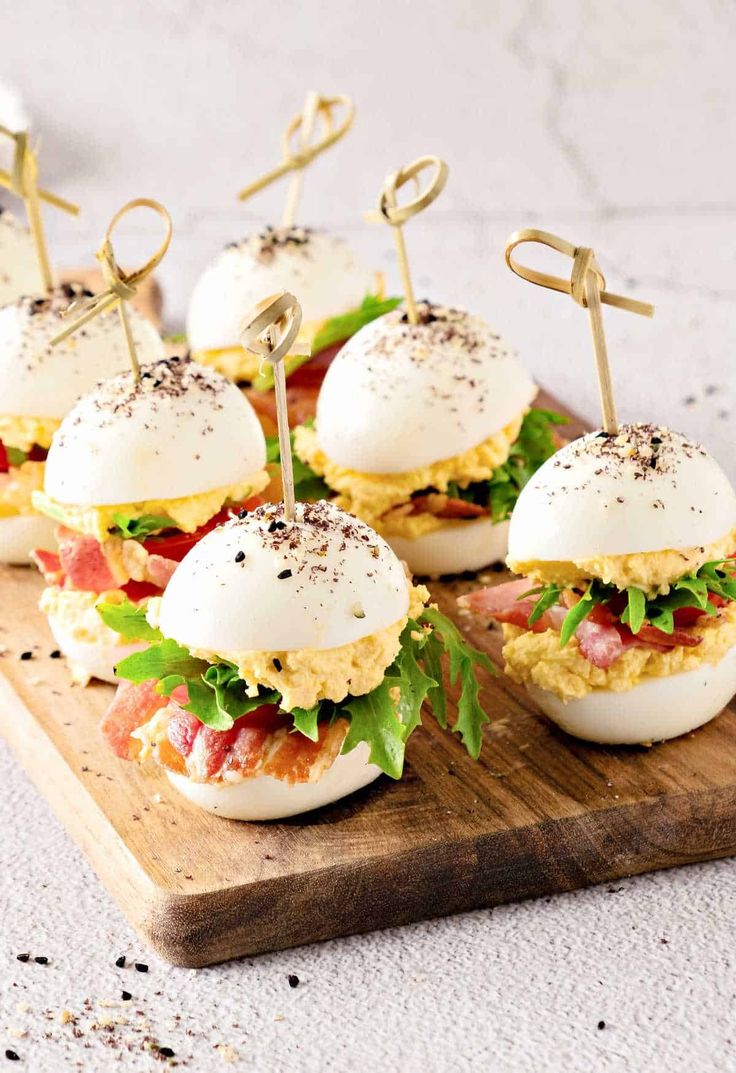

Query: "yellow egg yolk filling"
<box><xmin>294</xmin><ymin>413</ymin><xmax>524</xmax><ymax>537</ymax></box>
<box><xmin>501</xmin><ymin>600</ymin><xmax>736</xmax><ymax>702</ymax></box>
<box><xmin>32</xmin><ymin>473</ymin><xmax>269</xmax><ymax>542</ymax></box>
<box><xmin>0</xmin><ymin>414</ymin><xmax>60</xmax><ymax>452</ymax></box>
<box><xmin>509</xmin><ymin>526</ymin><xmax>736</xmax><ymax>595</ymax></box>
<box><xmin>0</xmin><ymin>460</ymin><xmax>45</xmax><ymax>517</ymax></box>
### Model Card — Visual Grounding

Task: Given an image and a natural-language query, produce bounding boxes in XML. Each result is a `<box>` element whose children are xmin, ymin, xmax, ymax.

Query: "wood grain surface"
<box><xmin>1</xmin><ymin>393</ymin><xmax>735</xmax><ymax>967</ymax></box>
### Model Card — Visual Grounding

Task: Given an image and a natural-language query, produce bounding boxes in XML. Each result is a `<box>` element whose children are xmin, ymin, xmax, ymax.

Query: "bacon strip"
<box><xmin>461</xmin><ymin>577</ymin><xmax>704</xmax><ymax>667</ymax></box>
<box><xmin>30</xmin><ymin>548</ymin><xmax>64</xmax><ymax>586</ymax></box>
<box><xmin>410</xmin><ymin>493</ymin><xmax>488</xmax><ymax>519</ymax></box>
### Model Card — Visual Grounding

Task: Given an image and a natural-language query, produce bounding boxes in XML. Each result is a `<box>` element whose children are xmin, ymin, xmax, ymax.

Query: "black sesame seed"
<box><xmin>277</xmin><ymin>569</ymin><xmax>292</xmax><ymax>580</ymax></box>
<box><xmin>237</xmin><ymin>508</ymin><xmax>249</xmax><ymax>519</ymax></box>
<box><xmin>273</xmin><ymin>658</ymin><xmax>282</xmax><ymax>672</ymax></box>
<box><xmin>234</xmin><ymin>550</ymin><xmax>245</xmax><ymax>563</ymax></box>
<box><xmin>15</xmin><ymin>953</ymin><xmax>29</xmax><ymax>963</ymax></box>
<box><xmin>121</xmin><ymin>990</ymin><xmax>132</xmax><ymax>1001</ymax></box>
<box><xmin>268</xmin><ymin>521</ymin><xmax>278</xmax><ymax>533</ymax></box>
<box><xmin>115</xmin><ymin>955</ymin><xmax>126</xmax><ymax>968</ymax></box>
<box><xmin>34</xmin><ymin>956</ymin><xmax>48</xmax><ymax>965</ymax></box>
<box><xmin>49</xmin><ymin>649</ymin><xmax>61</xmax><ymax>659</ymax></box>
<box><xmin>5</xmin><ymin>1050</ymin><xmax>20</xmax><ymax>1061</ymax></box>
<box><xmin>288</xmin><ymin>974</ymin><xmax>300</xmax><ymax>988</ymax></box>
<box><xmin>20</xmin><ymin>651</ymin><xmax>32</xmax><ymax>661</ymax></box>
<box><xmin>134</xmin><ymin>962</ymin><xmax>149</xmax><ymax>973</ymax></box>
<box><xmin>159</xmin><ymin>1047</ymin><xmax>175</xmax><ymax>1058</ymax></box>
<box><xmin>597</xmin><ymin>1020</ymin><xmax>606</xmax><ymax>1030</ymax></box>
<box><xmin>274</xmin><ymin>521</ymin><xmax>286</xmax><ymax>530</ymax></box>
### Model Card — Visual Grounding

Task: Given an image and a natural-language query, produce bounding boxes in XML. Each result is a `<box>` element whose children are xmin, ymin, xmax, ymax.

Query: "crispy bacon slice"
<box><xmin>410</xmin><ymin>493</ymin><xmax>488</xmax><ymax>519</ymax></box>
<box><xmin>461</xmin><ymin>577</ymin><xmax>704</xmax><ymax>667</ymax></box>
<box><xmin>57</xmin><ymin>527</ymin><xmax>121</xmax><ymax>592</ymax></box>
<box><xmin>30</xmin><ymin>548</ymin><xmax>64</xmax><ymax>586</ymax></box>
<box><xmin>101</xmin><ymin>679</ymin><xmax>171</xmax><ymax>759</ymax></box>
<box><xmin>102</xmin><ymin>680</ymin><xmax>347</xmax><ymax>785</ymax></box>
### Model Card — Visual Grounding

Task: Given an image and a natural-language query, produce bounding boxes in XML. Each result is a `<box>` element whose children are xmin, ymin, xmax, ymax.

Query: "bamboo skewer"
<box><xmin>0</xmin><ymin>126</ymin><xmax>80</xmax><ymax>294</ymax></box>
<box><xmin>237</xmin><ymin>92</ymin><xmax>354</xmax><ymax>229</ymax></box>
<box><xmin>504</xmin><ymin>228</ymin><xmax>654</xmax><ymax>435</ymax></box>
<box><xmin>50</xmin><ymin>198</ymin><xmax>172</xmax><ymax>382</ymax></box>
<box><xmin>368</xmin><ymin>155</ymin><xmax>448</xmax><ymax>325</ymax></box>
<box><xmin>240</xmin><ymin>292</ymin><xmax>303</xmax><ymax>522</ymax></box>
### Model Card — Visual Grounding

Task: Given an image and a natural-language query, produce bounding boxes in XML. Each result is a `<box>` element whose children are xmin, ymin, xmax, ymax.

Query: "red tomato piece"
<box><xmin>141</xmin><ymin>495</ymin><xmax>263</xmax><ymax>562</ymax></box>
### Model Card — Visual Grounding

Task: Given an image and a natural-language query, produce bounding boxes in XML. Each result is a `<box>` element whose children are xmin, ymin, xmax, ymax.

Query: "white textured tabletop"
<box><xmin>2</xmin><ymin>1</ymin><xmax>736</xmax><ymax>1070</ymax></box>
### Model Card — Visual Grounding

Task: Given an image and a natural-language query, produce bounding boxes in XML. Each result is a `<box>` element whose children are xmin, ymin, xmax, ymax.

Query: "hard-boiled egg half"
<box><xmin>186</xmin><ymin>227</ymin><xmax>395</xmax><ymax>394</ymax></box>
<box><xmin>460</xmin><ymin>424</ymin><xmax>736</xmax><ymax>744</ymax></box>
<box><xmin>0</xmin><ymin>208</ymin><xmax>42</xmax><ymax>306</ymax></box>
<box><xmin>293</xmin><ymin>301</ymin><xmax>562</xmax><ymax>577</ymax></box>
<box><xmin>99</xmin><ymin>499</ymin><xmax>493</xmax><ymax>821</ymax></box>
<box><xmin>31</xmin><ymin>355</ymin><xmax>268</xmax><ymax>685</ymax></box>
<box><xmin>0</xmin><ymin>284</ymin><xmax>166</xmax><ymax>564</ymax></box>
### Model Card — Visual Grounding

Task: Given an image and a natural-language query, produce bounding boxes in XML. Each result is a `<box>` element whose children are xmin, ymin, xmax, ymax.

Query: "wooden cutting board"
<box><xmin>2</xmin><ymin>393</ymin><xmax>736</xmax><ymax>968</ymax></box>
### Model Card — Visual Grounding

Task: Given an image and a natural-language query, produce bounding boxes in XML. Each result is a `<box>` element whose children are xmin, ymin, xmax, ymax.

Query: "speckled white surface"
<box><xmin>2</xmin><ymin>1</ymin><xmax>736</xmax><ymax>1069</ymax></box>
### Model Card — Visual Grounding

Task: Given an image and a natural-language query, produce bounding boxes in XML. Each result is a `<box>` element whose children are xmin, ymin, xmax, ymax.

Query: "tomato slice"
<box><xmin>122</xmin><ymin>579</ymin><xmax>163</xmax><ymax>602</ymax></box>
<box><xmin>142</xmin><ymin>495</ymin><xmax>264</xmax><ymax>562</ymax></box>
<box><xmin>286</xmin><ymin>341</ymin><xmax>344</xmax><ymax>389</ymax></box>
<box><xmin>0</xmin><ymin>440</ymin><xmax>7</xmax><ymax>474</ymax></box>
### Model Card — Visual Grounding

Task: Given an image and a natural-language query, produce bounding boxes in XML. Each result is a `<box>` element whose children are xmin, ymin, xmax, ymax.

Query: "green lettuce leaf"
<box><xmin>112</xmin><ymin>596</ymin><xmax>497</xmax><ymax>776</ymax></box>
<box><xmin>311</xmin><ymin>294</ymin><xmax>402</xmax><ymax>354</ymax></box>
<box><xmin>97</xmin><ymin>598</ymin><xmax>163</xmax><ymax>642</ymax></box>
<box><xmin>526</xmin><ymin>557</ymin><xmax>736</xmax><ymax>647</ymax></box>
<box><xmin>109</xmin><ymin>512</ymin><xmax>175</xmax><ymax>540</ymax></box>
<box><xmin>343</xmin><ymin>676</ymin><xmax>407</xmax><ymax>779</ymax></box>
<box><xmin>419</xmin><ymin>606</ymin><xmax>495</xmax><ymax>759</ymax></box>
<box><xmin>487</xmin><ymin>408</ymin><xmax>567</xmax><ymax>523</ymax></box>
<box><xmin>5</xmin><ymin>446</ymin><xmax>28</xmax><ymax>466</ymax></box>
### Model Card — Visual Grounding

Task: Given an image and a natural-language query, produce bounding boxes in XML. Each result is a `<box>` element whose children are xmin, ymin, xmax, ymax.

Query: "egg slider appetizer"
<box><xmin>98</xmin><ymin>499</ymin><xmax>492</xmax><ymax>820</ymax></box>
<box><xmin>460</xmin><ymin>424</ymin><xmax>736</xmax><ymax>744</ymax></box>
<box><xmin>291</xmin><ymin>301</ymin><xmax>564</xmax><ymax>577</ymax></box>
<box><xmin>0</xmin><ymin>284</ymin><xmax>165</xmax><ymax>564</ymax></box>
<box><xmin>187</xmin><ymin>227</ymin><xmax>396</xmax><ymax>398</ymax></box>
<box><xmin>30</xmin><ymin>355</ymin><xmax>268</xmax><ymax>685</ymax></box>
<box><xmin>0</xmin><ymin>207</ymin><xmax>42</xmax><ymax>305</ymax></box>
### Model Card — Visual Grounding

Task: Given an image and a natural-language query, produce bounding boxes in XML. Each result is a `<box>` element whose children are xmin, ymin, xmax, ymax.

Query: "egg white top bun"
<box><xmin>0</xmin><ymin>210</ymin><xmax>43</xmax><ymax>307</ymax></box>
<box><xmin>0</xmin><ymin>284</ymin><xmax>165</xmax><ymax>419</ymax></box>
<box><xmin>509</xmin><ymin>423</ymin><xmax>736</xmax><ymax>563</ymax></box>
<box><xmin>186</xmin><ymin>227</ymin><xmax>377</xmax><ymax>352</ymax></box>
<box><xmin>43</xmin><ymin>356</ymin><xmax>267</xmax><ymax>506</ymax></box>
<box><xmin>315</xmin><ymin>303</ymin><xmax>537</xmax><ymax>474</ymax></box>
<box><xmin>158</xmin><ymin>499</ymin><xmax>409</xmax><ymax>653</ymax></box>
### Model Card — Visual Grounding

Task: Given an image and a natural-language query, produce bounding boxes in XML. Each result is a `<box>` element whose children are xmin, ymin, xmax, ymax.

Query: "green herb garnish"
<box><xmin>105</xmin><ymin>599</ymin><xmax>496</xmax><ymax>779</ymax></box>
<box><xmin>109</xmin><ymin>513</ymin><xmax>175</xmax><ymax>540</ymax></box>
<box><xmin>266</xmin><ymin>422</ymin><xmax>329</xmax><ymax>502</ymax></box>
<box><xmin>527</xmin><ymin>559</ymin><xmax>736</xmax><ymax>646</ymax></box>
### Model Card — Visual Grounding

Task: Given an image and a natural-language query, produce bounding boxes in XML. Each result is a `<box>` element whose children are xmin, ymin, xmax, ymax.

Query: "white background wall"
<box><xmin>2</xmin><ymin>0</ymin><xmax>735</xmax><ymax>469</ymax></box>
<box><xmin>2</xmin><ymin>5</ymin><xmax>736</xmax><ymax>1071</ymax></box>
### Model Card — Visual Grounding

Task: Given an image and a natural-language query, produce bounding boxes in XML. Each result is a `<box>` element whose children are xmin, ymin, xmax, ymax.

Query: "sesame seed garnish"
<box><xmin>134</xmin><ymin>962</ymin><xmax>149</xmax><ymax>973</ymax></box>
<box><xmin>121</xmin><ymin>990</ymin><xmax>132</xmax><ymax>1001</ymax></box>
<box><xmin>273</xmin><ymin>658</ymin><xmax>282</xmax><ymax>672</ymax></box>
<box><xmin>288</xmin><ymin>974</ymin><xmax>300</xmax><ymax>988</ymax></box>
<box><xmin>20</xmin><ymin>651</ymin><xmax>32</xmax><ymax>661</ymax></box>
<box><xmin>115</xmin><ymin>955</ymin><xmax>126</xmax><ymax>968</ymax></box>
<box><xmin>277</xmin><ymin>568</ymin><xmax>293</xmax><ymax>580</ymax></box>
<box><xmin>234</xmin><ymin>550</ymin><xmax>245</xmax><ymax>563</ymax></box>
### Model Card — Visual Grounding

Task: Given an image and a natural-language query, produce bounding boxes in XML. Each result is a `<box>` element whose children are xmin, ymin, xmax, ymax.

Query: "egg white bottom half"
<box><xmin>47</xmin><ymin>617</ymin><xmax>145</xmax><ymax>686</ymax></box>
<box><xmin>527</xmin><ymin>643</ymin><xmax>736</xmax><ymax>745</ymax></box>
<box><xmin>387</xmin><ymin>517</ymin><xmax>509</xmax><ymax>578</ymax></box>
<box><xmin>0</xmin><ymin>514</ymin><xmax>56</xmax><ymax>565</ymax></box>
<box><xmin>167</xmin><ymin>743</ymin><xmax>381</xmax><ymax>821</ymax></box>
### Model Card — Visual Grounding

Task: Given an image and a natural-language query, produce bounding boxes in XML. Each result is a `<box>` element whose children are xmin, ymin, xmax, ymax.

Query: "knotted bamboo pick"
<box><xmin>237</xmin><ymin>92</ymin><xmax>354</xmax><ymax>229</ymax></box>
<box><xmin>240</xmin><ymin>292</ymin><xmax>303</xmax><ymax>521</ymax></box>
<box><xmin>51</xmin><ymin>198</ymin><xmax>172</xmax><ymax>382</ymax></box>
<box><xmin>505</xmin><ymin>228</ymin><xmax>654</xmax><ymax>434</ymax></box>
<box><xmin>368</xmin><ymin>155</ymin><xmax>448</xmax><ymax>325</ymax></box>
<box><xmin>0</xmin><ymin>126</ymin><xmax>80</xmax><ymax>293</ymax></box>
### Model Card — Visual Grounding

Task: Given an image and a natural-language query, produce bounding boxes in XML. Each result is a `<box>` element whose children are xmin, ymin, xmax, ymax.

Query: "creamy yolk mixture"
<box><xmin>0</xmin><ymin>414</ymin><xmax>60</xmax><ymax>452</ymax></box>
<box><xmin>32</xmin><ymin>473</ymin><xmax>269</xmax><ymax>542</ymax></box>
<box><xmin>502</xmin><ymin>601</ymin><xmax>736</xmax><ymax>702</ymax></box>
<box><xmin>294</xmin><ymin>414</ymin><xmax>524</xmax><ymax>535</ymax></box>
<box><xmin>509</xmin><ymin>526</ymin><xmax>736</xmax><ymax>595</ymax></box>
<box><xmin>0</xmin><ymin>460</ymin><xmax>45</xmax><ymax>517</ymax></box>
<box><xmin>146</xmin><ymin>581</ymin><xmax>430</xmax><ymax>712</ymax></box>
<box><xmin>39</xmin><ymin>586</ymin><xmax>130</xmax><ymax>685</ymax></box>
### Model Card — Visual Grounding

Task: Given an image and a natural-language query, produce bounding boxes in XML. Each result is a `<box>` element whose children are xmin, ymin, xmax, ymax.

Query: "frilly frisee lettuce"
<box><xmin>523</xmin><ymin>559</ymin><xmax>736</xmax><ymax>648</ymax></box>
<box><xmin>444</xmin><ymin>409</ymin><xmax>567</xmax><ymax>523</ymax></box>
<box><xmin>97</xmin><ymin>597</ymin><xmax>495</xmax><ymax>779</ymax></box>
<box><xmin>250</xmin><ymin>293</ymin><xmax>402</xmax><ymax>392</ymax></box>
<box><xmin>108</xmin><ymin>512</ymin><xmax>176</xmax><ymax>540</ymax></box>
